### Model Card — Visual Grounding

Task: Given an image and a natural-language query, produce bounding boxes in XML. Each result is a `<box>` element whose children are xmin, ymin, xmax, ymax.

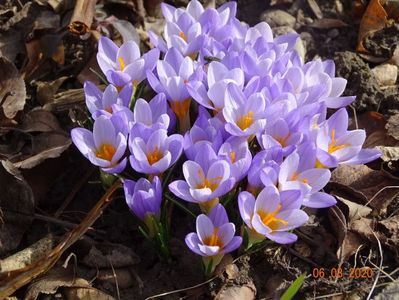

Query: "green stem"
<box><xmin>164</xmin><ymin>194</ymin><xmax>196</xmax><ymax>219</ymax></box>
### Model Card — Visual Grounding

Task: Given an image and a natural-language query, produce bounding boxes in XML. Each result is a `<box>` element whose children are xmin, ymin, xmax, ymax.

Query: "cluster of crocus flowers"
<box><xmin>71</xmin><ymin>0</ymin><xmax>381</xmax><ymax>275</ymax></box>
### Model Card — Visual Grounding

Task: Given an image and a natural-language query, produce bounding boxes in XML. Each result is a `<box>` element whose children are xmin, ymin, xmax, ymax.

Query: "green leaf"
<box><xmin>280</xmin><ymin>273</ymin><xmax>306</xmax><ymax>300</ymax></box>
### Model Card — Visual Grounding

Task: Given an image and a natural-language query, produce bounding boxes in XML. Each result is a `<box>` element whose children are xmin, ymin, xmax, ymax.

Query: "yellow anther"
<box><xmin>96</xmin><ymin>144</ymin><xmax>116</xmax><ymax>161</ymax></box>
<box><xmin>147</xmin><ymin>147</ymin><xmax>163</xmax><ymax>165</ymax></box>
<box><xmin>118</xmin><ymin>57</ymin><xmax>126</xmax><ymax>71</ymax></box>
<box><xmin>237</xmin><ymin>111</ymin><xmax>254</xmax><ymax>130</ymax></box>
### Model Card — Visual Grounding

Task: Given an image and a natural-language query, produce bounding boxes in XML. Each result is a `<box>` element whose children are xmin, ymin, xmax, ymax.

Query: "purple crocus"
<box><xmin>223</xmin><ymin>83</ymin><xmax>267</xmax><ymax>137</ymax></box>
<box><xmin>147</xmin><ymin>47</ymin><xmax>201</xmax><ymax>131</ymax></box>
<box><xmin>218</xmin><ymin>136</ymin><xmax>252</xmax><ymax>181</ymax></box>
<box><xmin>185</xmin><ymin>203</ymin><xmax>242</xmax><ymax>272</ymax></box>
<box><xmin>315</xmin><ymin>108</ymin><xmax>381</xmax><ymax>167</ymax></box>
<box><xmin>131</xmin><ymin>93</ymin><xmax>170</xmax><ymax>138</ymax></box>
<box><xmin>124</xmin><ymin>176</ymin><xmax>162</xmax><ymax>236</ymax></box>
<box><xmin>84</xmin><ymin>82</ymin><xmax>132</xmax><ymax>119</ymax></box>
<box><xmin>71</xmin><ymin>115</ymin><xmax>127</xmax><ymax>174</ymax></box>
<box><xmin>238</xmin><ymin>186</ymin><xmax>308</xmax><ymax>245</ymax></box>
<box><xmin>97</xmin><ymin>36</ymin><xmax>159</xmax><ymax>88</ymax></box>
<box><xmin>278</xmin><ymin>151</ymin><xmax>336</xmax><ymax>208</ymax></box>
<box><xmin>129</xmin><ymin>129</ymin><xmax>183</xmax><ymax>175</ymax></box>
<box><xmin>169</xmin><ymin>143</ymin><xmax>235</xmax><ymax>212</ymax></box>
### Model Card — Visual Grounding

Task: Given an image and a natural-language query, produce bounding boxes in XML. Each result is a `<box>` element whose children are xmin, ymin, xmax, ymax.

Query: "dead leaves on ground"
<box><xmin>357</xmin><ymin>0</ymin><xmax>399</xmax><ymax>52</ymax></box>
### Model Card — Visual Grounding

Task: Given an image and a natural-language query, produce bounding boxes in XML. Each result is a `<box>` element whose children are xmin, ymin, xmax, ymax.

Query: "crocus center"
<box><xmin>291</xmin><ymin>172</ymin><xmax>308</xmax><ymax>184</ymax></box>
<box><xmin>196</xmin><ymin>170</ymin><xmax>222</xmax><ymax>191</ymax></box>
<box><xmin>237</xmin><ymin>111</ymin><xmax>254</xmax><ymax>130</ymax></box>
<box><xmin>275</xmin><ymin>134</ymin><xmax>290</xmax><ymax>147</ymax></box>
<box><xmin>257</xmin><ymin>204</ymin><xmax>288</xmax><ymax>230</ymax></box>
<box><xmin>96</xmin><ymin>143</ymin><xmax>116</xmax><ymax>161</ymax></box>
<box><xmin>179</xmin><ymin>31</ymin><xmax>187</xmax><ymax>42</ymax></box>
<box><xmin>170</xmin><ymin>98</ymin><xmax>191</xmax><ymax>120</ymax></box>
<box><xmin>118</xmin><ymin>57</ymin><xmax>126</xmax><ymax>71</ymax></box>
<box><xmin>315</xmin><ymin>159</ymin><xmax>326</xmax><ymax>168</ymax></box>
<box><xmin>203</xmin><ymin>228</ymin><xmax>224</xmax><ymax>248</ymax></box>
<box><xmin>147</xmin><ymin>147</ymin><xmax>164</xmax><ymax>165</ymax></box>
<box><xmin>104</xmin><ymin>107</ymin><xmax>113</xmax><ymax>113</ymax></box>
<box><xmin>230</xmin><ymin>151</ymin><xmax>236</xmax><ymax>163</ymax></box>
<box><xmin>328</xmin><ymin>129</ymin><xmax>350</xmax><ymax>153</ymax></box>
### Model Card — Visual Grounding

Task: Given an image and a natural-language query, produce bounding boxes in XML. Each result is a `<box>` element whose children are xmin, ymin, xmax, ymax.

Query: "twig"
<box><xmin>368</xmin><ymin>261</ymin><xmax>397</xmax><ymax>283</ymax></box>
<box><xmin>69</xmin><ymin>0</ymin><xmax>97</xmax><ymax>35</ymax></box>
<box><xmin>0</xmin><ymin>180</ymin><xmax>121</xmax><ymax>298</ymax></box>
<box><xmin>366</xmin><ymin>228</ymin><xmax>383</xmax><ymax>300</ymax></box>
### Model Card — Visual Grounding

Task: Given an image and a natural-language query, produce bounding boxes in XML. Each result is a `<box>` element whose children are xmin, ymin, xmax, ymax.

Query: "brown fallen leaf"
<box><xmin>82</xmin><ymin>243</ymin><xmax>140</xmax><ymax>269</ymax></box>
<box><xmin>335</xmin><ymin>195</ymin><xmax>372</xmax><ymax>222</ymax></box>
<box><xmin>331</xmin><ymin>164</ymin><xmax>399</xmax><ymax>214</ymax></box>
<box><xmin>327</xmin><ymin>205</ymin><xmax>347</xmax><ymax>262</ymax></box>
<box><xmin>357</xmin><ymin>0</ymin><xmax>388</xmax><ymax>52</ymax></box>
<box><xmin>307</xmin><ymin>0</ymin><xmax>323</xmax><ymax>19</ymax></box>
<box><xmin>97</xmin><ymin>268</ymin><xmax>136</xmax><ymax>289</ymax></box>
<box><xmin>337</xmin><ymin>231</ymin><xmax>364</xmax><ymax>263</ymax></box>
<box><xmin>0</xmin><ymin>235</ymin><xmax>55</xmax><ymax>272</ymax></box>
<box><xmin>64</xmin><ymin>284</ymin><xmax>116</xmax><ymax>300</ymax></box>
<box><xmin>18</xmin><ymin>109</ymin><xmax>61</xmax><ymax>132</ymax></box>
<box><xmin>0</xmin><ymin>160</ymin><xmax>34</xmax><ymax>257</ymax></box>
<box><xmin>0</xmin><ymin>57</ymin><xmax>26</xmax><ymax>120</ymax></box>
<box><xmin>12</xmin><ymin>131</ymin><xmax>72</xmax><ymax>169</ymax></box>
<box><xmin>0</xmin><ymin>180</ymin><xmax>121</xmax><ymax>298</ymax></box>
<box><xmin>34</xmin><ymin>77</ymin><xmax>69</xmax><ymax>105</ymax></box>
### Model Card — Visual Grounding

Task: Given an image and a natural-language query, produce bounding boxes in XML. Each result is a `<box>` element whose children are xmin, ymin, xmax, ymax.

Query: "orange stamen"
<box><xmin>257</xmin><ymin>204</ymin><xmax>288</xmax><ymax>230</ymax></box>
<box><xmin>203</xmin><ymin>228</ymin><xmax>224</xmax><ymax>248</ymax></box>
<box><xmin>170</xmin><ymin>98</ymin><xmax>191</xmax><ymax>120</ymax></box>
<box><xmin>237</xmin><ymin>111</ymin><xmax>254</xmax><ymax>130</ymax></box>
<box><xmin>328</xmin><ymin>128</ymin><xmax>350</xmax><ymax>153</ymax></box>
<box><xmin>96</xmin><ymin>144</ymin><xmax>116</xmax><ymax>161</ymax></box>
<box><xmin>118</xmin><ymin>57</ymin><xmax>126</xmax><ymax>71</ymax></box>
<box><xmin>147</xmin><ymin>147</ymin><xmax>163</xmax><ymax>165</ymax></box>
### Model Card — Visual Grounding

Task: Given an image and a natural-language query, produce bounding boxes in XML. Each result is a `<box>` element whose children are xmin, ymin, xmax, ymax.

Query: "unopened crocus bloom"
<box><xmin>183</xmin><ymin>107</ymin><xmax>224</xmax><ymax>160</ymax></box>
<box><xmin>129</xmin><ymin>129</ymin><xmax>183</xmax><ymax>175</ymax></box>
<box><xmin>185</xmin><ymin>204</ymin><xmax>242</xmax><ymax>273</ymax></box>
<box><xmin>223</xmin><ymin>83</ymin><xmax>266</xmax><ymax>137</ymax></box>
<box><xmin>278</xmin><ymin>151</ymin><xmax>336</xmax><ymax>208</ymax></box>
<box><xmin>169</xmin><ymin>143</ymin><xmax>235</xmax><ymax>212</ymax></box>
<box><xmin>71</xmin><ymin>115</ymin><xmax>127</xmax><ymax>173</ymax></box>
<box><xmin>218</xmin><ymin>136</ymin><xmax>252</xmax><ymax>181</ymax></box>
<box><xmin>238</xmin><ymin>186</ymin><xmax>308</xmax><ymax>245</ymax></box>
<box><xmin>315</xmin><ymin>108</ymin><xmax>381</xmax><ymax>167</ymax></box>
<box><xmin>97</xmin><ymin>36</ymin><xmax>159</xmax><ymax>88</ymax></box>
<box><xmin>124</xmin><ymin>176</ymin><xmax>162</xmax><ymax>236</ymax></box>
<box><xmin>131</xmin><ymin>93</ymin><xmax>170</xmax><ymax>137</ymax></box>
<box><xmin>84</xmin><ymin>82</ymin><xmax>132</xmax><ymax>119</ymax></box>
<box><xmin>147</xmin><ymin>47</ymin><xmax>201</xmax><ymax>131</ymax></box>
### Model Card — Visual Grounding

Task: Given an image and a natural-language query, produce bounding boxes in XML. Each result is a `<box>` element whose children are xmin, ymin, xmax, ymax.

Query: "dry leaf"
<box><xmin>337</xmin><ymin>231</ymin><xmax>364</xmax><ymax>263</ymax></box>
<box><xmin>374</xmin><ymin>282</ymin><xmax>399</xmax><ymax>300</ymax></box>
<box><xmin>357</xmin><ymin>0</ymin><xmax>388</xmax><ymax>52</ymax></box>
<box><xmin>12</xmin><ymin>131</ymin><xmax>71</xmax><ymax>169</ymax></box>
<box><xmin>327</xmin><ymin>205</ymin><xmax>347</xmax><ymax>258</ymax></box>
<box><xmin>0</xmin><ymin>235</ymin><xmax>55</xmax><ymax>272</ymax></box>
<box><xmin>35</xmin><ymin>77</ymin><xmax>69</xmax><ymax>105</ymax></box>
<box><xmin>25</xmin><ymin>267</ymin><xmax>91</xmax><ymax>300</ymax></box>
<box><xmin>307</xmin><ymin>0</ymin><xmax>323</xmax><ymax>19</ymax></box>
<box><xmin>112</xmin><ymin>19</ymin><xmax>140</xmax><ymax>44</ymax></box>
<box><xmin>335</xmin><ymin>195</ymin><xmax>372</xmax><ymax>221</ymax></box>
<box><xmin>0</xmin><ymin>160</ymin><xmax>34</xmax><ymax>256</ymax></box>
<box><xmin>82</xmin><ymin>243</ymin><xmax>140</xmax><ymax>269</ymax></box>
<box><xmin>0</xmin><ymin>57</ymin><xmax>26</xmax><ymax>119</ymax></box>
<box><xmin>331</xmin><ymin>165</ymin><xmax>399</xmax><ymax>214</ymax></box>
<box><xmin>64</xmin><ymin>285</ymin><xmax>116</xmax><ymax>300</ymax></box>
<box><xmin>376</xmin><ymin>146</ymin><xmax>399</xmax><ymax>161</ymax></box>
<box><xmin>18</xmin><ymin>109</ymin><xmax>61</xmax><ymax>132</ymax></box>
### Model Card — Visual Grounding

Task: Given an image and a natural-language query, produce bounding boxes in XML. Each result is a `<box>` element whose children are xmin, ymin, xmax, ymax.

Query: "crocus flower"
<box><xmin>84</xmin><ymin>82</ymin><xmax>132</xmax><ymax>119</ymax></box>
<box><xmin>187</xmin><ymin>61</ymin><xmax>244</xmax><ymax>112</ymax></box>
<box><xmin>124</xmin><ymin>176</ymin><xmax>162</xmax><ymax>236</ymax></box>
<box><xmin>71</xmin><ymin>115</ymin><xmax>127</xmax><ymax>173</ymax></box>
<box><xmin>169</xmin><ymin>143</ymin><xmax>235</xmax><ymax>212</ymax></box>
<box><xmin>278</xmin><ymin>151</ymin><xmax>336</xmax><ymax>208</ymax></box>
<box><xmin>129</xmin><ymin>129</ymin><xmax>183</xmax><ymax>175</ymax></box>
<box><xmin>185</xmin><ymin>203</ymin><xmax>242</xmax><ymax>272</ymax></box>
<box><xmin>131</xmin><ymin>93</ymin><xmax>170</xmax><ymax>138</ymax></box>
<box><xmin>315</xmin><ymin>108</ymin><xmax>381</xmax><ymax>167</ymax></box>
<box><xmin>238</xmin><ymin>186</ymin><xmax>308</xmax><ymax>245</ymax></box>
<box><xmin>218</xmin><ymin>136</ymin><xmax>252</xmax><ymax>181</ymax></box>
<box><xmin>147</xmin><ymin>47</ymin><xmax>201</xmax><ymax>131</ymax></box>
<box><xmin>97</xmin><ymin>36</ymin><xmax>159</xmax><ymax>88</ymax></box>
<box><xmin>223</xmin><ymin>83</ymin><xmax>267</xmax><ymax>137</ymax></box>
<box><xmin>183</xmin><ymin>106</ymin><xmax>224</xmax><ymax>160</ymax></box>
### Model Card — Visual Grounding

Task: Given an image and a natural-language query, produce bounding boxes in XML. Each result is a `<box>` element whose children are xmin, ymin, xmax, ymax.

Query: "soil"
<box><xmin>1</xmin><ymin>0</ymin><xmax>399</xmax><ymax>299</ymax></box>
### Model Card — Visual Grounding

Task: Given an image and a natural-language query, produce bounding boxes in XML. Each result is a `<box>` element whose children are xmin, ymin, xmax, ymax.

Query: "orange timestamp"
<box><xmin>312</xmin><ymin>267</ymin><xmax>374</xmax><ymax>279</ymax></box>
